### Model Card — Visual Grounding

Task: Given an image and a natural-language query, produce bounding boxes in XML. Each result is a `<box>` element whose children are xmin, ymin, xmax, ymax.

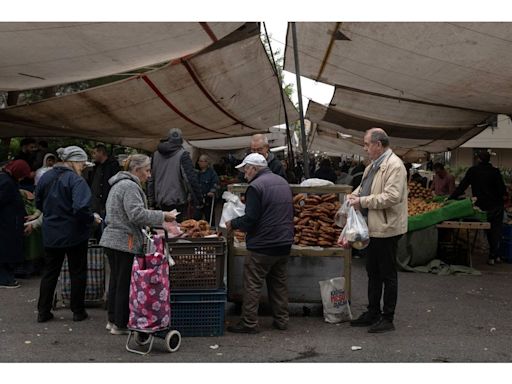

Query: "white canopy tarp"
<box><xmin>0</xmin><ymin>22</ymin><xmax>245</xmax><ymax>90</ymax></box>
<box><xmin>0</xmin><ymin>23</ymin><xmax>299</xmax><ymax>151</ymax></box>
<box><xmin>285</xmin><ymin>22</ymin><xmax>512</xmax><ymax>154</ymax></box>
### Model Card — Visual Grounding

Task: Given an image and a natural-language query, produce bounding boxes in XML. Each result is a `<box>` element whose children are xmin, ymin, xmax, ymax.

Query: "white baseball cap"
<box><xmin>235</xmin><ymin>153</ymin><xmax>268</xmax><ymax>169</ymax></box>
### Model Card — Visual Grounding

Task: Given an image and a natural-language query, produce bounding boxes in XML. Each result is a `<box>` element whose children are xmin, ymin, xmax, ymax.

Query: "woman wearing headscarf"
<box><xmin>34</xmin><ymin>152</ymin><xmax>57</xmax><ymax>185</ymax></box>
<box><xmin>100</xmin><ymin>154</ymin><xmax>177</xmax><ymax>335</ymax></box>
<box><xmin>0</xmin><ymin>160</ymin><xmax>32</xmax><ymax>288</ymax></box>
<box><xmin>35</xmin><ymin>146</ymin><xmax>100</xmax><ymax>323</ymax></box>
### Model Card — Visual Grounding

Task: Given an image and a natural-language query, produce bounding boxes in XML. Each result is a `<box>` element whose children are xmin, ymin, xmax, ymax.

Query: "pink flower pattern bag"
<box><xmin>128</xmin><ymin>234</ymin><xmax>171</xmax><ymax>331</ymax></box>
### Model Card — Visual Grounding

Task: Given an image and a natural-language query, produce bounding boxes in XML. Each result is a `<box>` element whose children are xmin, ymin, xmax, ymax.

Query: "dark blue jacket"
<box><xmin>0</xmin><ymin>172</ymin><xmax>26</xmax><ymax>263</ymax></box>
<box><xmin>231</xmin><ymin>168</ymin><xmax>294</xmax><ymax>254</ymax></box>
<box><xmin>197</xmin><ymin>167</ymin><xmax>220</xmax><ymax>198</ymax></box>
<box><xmin>35</xmin><ymin>166</ymin><xmax>94</xmax><ymax>248</ymax></box>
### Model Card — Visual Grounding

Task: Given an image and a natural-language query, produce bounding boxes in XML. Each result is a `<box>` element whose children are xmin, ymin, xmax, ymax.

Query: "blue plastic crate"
<box><xmin>170</xmin><ymin>289</ymin><xmax>226</xmax><ymax>337</ymax></box>
<box><xmin>500</xmin><ymin>239</ymin><xmax>512</xmax><ymax>263</ymax></box>
<box><xmin>503</xmin><ymin>224</ymin><xmax>512</xmax><ymax>240</ymax></box>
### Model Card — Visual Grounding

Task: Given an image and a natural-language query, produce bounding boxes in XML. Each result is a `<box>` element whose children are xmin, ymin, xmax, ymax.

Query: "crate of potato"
<box><xmin>293</xmin><ymin>193</ymin><xmax>342</xmax><ymax>247</ymax></box>
<box><xmin>408</xmin><ymin>182</ymin><xmax>433</xmax><ymax>199</ymax></box>
<box><xmin>408</xmin><ymin>197</ymin><xmax>443</xmax><ymax>216</ymax></box>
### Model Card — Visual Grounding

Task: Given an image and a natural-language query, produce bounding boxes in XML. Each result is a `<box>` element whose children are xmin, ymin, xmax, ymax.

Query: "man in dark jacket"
<box><xmin>449</xmin><ymin>150</ymin><xmax>506</xmax><ymax>265</ymax></box>
<box><xmin>0</xmin><ymin>160</ymin><xmax>32</xmax><ymax>288</ymax></box>
<box><xmin>250</xmin><ymin>134</ymin><xmax>287</xmax><ymax>179</ymax></box>
<box><xmin>226</xmin><ymin>153</ymin><xmax>294</xmax><ymax>333</ymax></box>
<box><xmin>87</xmin><ymin>143</ymin><xmax>120</xmax><ymax>239</ymax></box>
<box><xmin>14</xmin><ymin>137</ymin><xmax>38</xmax><ymax>192</ymax></box>
<box><xmin>147</xmin><ymin>128</ymin><xmax>203</xmax><ymax>222</ymax></box>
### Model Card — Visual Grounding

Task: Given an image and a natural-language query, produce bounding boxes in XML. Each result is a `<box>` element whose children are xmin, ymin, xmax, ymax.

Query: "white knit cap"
<box><xmin>57</xmin><ymin>146</ymin><xmax>88</xmax><ymax>162</ymax></box>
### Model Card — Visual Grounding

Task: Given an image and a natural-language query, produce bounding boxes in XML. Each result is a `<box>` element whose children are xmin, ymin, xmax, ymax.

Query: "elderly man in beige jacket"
<box><xmin>346</xmin><ymin>128</ymin><xmax>408</xmax><ymax>333</ymax></box>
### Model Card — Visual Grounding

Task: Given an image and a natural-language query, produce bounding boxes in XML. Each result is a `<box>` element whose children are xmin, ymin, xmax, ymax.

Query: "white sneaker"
<box><xmin>106</xmin><ymin>321</ymin><xmax>114</xmax><ymax>331</ymax></box>
<box><xmin>110</xmin><ymin>325</ymin><xmax>130</xmax><ymax>335</ymax></box>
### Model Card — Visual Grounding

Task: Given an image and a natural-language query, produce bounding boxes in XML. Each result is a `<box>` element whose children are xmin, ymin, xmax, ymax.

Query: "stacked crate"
<box><xmin>167</xmin><ymin>238</ymin><xmax>227</xmax><ymax>336</ymax></box>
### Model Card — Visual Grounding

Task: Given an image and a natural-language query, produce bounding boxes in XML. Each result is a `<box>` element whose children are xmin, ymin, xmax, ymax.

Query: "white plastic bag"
<box><xmin>337</xmin><ymin>206</ymin><xmax>370</xmax><ymax>250</ymax></box>
<box><xmin>334</xmin><ymin>199</ymin><xmax>350</xmax><ymax>228</ymax></box>
<box><xmin>318</xmin><ymin>277</ymin><xmax>352</xmax><ymax>323</ymax></box>
<box><xmin>300</xmin><ymin>178</ymin><xmax>334</xmax><ymax>187</ymax></box>
<box><xmin>219</xmin><ymin>191</ymin><xmax>246</xmax><ymax>228</ymax></box>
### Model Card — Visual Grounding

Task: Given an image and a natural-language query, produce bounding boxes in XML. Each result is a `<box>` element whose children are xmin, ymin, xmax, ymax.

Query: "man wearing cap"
<box><xmin>226</xmin><ymin>153</ymin><xmax>294</xmax><ymax>333</ymax></box>
<box><xmin>147</xmin><ymin>128</ymin><xmax>203</xmax><ymax>222</ymax></box>
<box><xmin>449</xmin><ymin>150</ymin><xmax>506</xmax><ymax>265</ymax></box>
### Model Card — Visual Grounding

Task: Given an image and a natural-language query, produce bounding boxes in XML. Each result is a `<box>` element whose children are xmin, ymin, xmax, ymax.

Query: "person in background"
<box><xmin>87</xmin><ymin>143</ymin><xmax>120</xmax><ymax>240</ymax></box>
<box><xmin>345</xmin><ymin>128</ymin><xmax>408</xmax><ymax>333</ymax></box>
<box><xmin>449</xmin><ymin>150</ymin><xmax>506</xmax><ymax>265</ymax></box>
<box><xmin>249</xmin><ymin>134</ymin><xmax>286</xmax><ymax>179</ymax></box>
<box><xmin>33</xmin><ymin>140</ymin><xmax>50</xmax><ymax>170</ymax></box>
<box><xmin>0</xmin><ymin>160</ymin><xmax>33</xmax><ymax>288</ymax></box>
<box><xmin>430</xmin><ymin>163</ymin><xmax>455</xmax><ymax>196</ymax></box>
<box><xmin>194</xmin><ymin>154</ymin><xmax>220</xmax><ymax>225</ymax></box>
<box><xmin>281</xmin><ymin>159</ymin><xmax>298</xmax><ymax>184</ymax></box>
<box><xmin>335</xmin><ymin>167</ymin><xmax>353</xmax><ymax>185</ymax></box>
<box><xmin>34</xmin><ymin>153</ymin><xmax>56</xmax><ymax>185</ymax></box>
<box><xmin>226</xmin><ymin>153</ymin><xmax>294</xmax><ymax>334</ymax></box>
<box><xmin>35</xmin><ymin>146</ymin><xmax>101</xmax><ymax>323</ymax></box>
<box><xmin>147</xmin><ymin>128</ymin><xmax>203</xmax><ymax>222</ymax></box>
<box><xmin>314</xmin><ymin>158</ymin><xmax>337</xmax><ymax>183</ymax></box>
<box><xmin>100</xmin><ymin>154</ymin><xmax>177</xmax><ymax>335</ymax></box>
<box><xmin>14</xmin><ymin>138</ymin><xmax>38</xmax><ymax>192</ymax></box>
<box><xmin>350</xmin><ymin>161</ymin><xmax>366</xmax><ymax>190</ymax></box>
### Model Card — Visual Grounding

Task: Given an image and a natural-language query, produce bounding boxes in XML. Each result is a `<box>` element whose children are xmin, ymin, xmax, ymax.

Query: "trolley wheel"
<box><xmin>134</xmin><ymin>331</ymin><xmax>151</xmax><ymax>346</ymax></box>
<box><xmin>165</xmin><ymin>330</ymin><xmax>181</xmax><ymax>353</ymax></box>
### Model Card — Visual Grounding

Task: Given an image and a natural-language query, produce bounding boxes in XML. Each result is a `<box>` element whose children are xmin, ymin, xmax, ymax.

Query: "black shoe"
<box><xmin>350</xmin><ymin>311</ymin><xmax>380</xmax><ymax>327</ymax></box>
<box><xmin>37</xmin><ymin>312</ymin><xmax>54</xmax><ymax>323</ymax></box>
<box><xmin>227</xmin><ymin>322</ymin><xmax>259</xmax><ymax>334</ymax></box>
<box><xmin>272</xmin><ymin>321</ymin><xmax>288</xmax><ymax>331</ymax></box>
<box><xmin>368</xmin><ymin>318</ymin><xmax>395</xmax><ymax>333</ymax></box>
<box><xmin>73</xmin><ymin>311</ymin><xmax>89</xmax><ymax>322</ymax></box>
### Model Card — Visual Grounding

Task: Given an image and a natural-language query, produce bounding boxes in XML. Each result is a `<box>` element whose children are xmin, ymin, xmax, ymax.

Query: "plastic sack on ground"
<box><xmin>318</xmin><ymin>277</ymin><xmax>352</xmax><ymax>323</ymax></box>
<box><xmin>337</xmin><ymin>206</ymin><xmax>370</xmax><ymax>250</ymax></box>
<box><xmin>128</xmin><ymin>235</ymin><xmax>171</xmax><ymax>332</ymax></box>
<box><xmin>219</xmin><ymin>191</ymin><xmax>245</xmax><ymax>228</ymax></box>
<box><xmin>300</xmin><ymin>178</ymin><xmax>334</xmax><ymax>187</ymax></box>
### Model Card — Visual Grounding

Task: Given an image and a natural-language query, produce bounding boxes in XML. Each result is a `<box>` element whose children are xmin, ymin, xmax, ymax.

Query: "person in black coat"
<box><xmin>0</xmin><ymin>160</ymin><xmax>32</xmax><ymax>288</ymax></box>
<box><xmin>314</xmin><ymin>158</ymin><xmax>337</xmax><ymax>183</ymax></box>
<box><xmin>449</xmin><ymin>150</ymin><xmax>506</xmax><ymax>265</ymax></box>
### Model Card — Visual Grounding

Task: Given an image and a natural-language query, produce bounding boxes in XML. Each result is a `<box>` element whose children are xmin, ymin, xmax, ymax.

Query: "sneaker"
<box><xmin>272</xmin><ymin>321</ymin><xmax>288</xmax><ymax>331</ymax></box>
<box><xmin>368</xmin><ymin>318</ymin><xmax>395</xmax><ymax>333</ymax></box>
<box><xmin>110</xmin><ymin>325</ymin><xmax>130</xmax><ymax>335</ymax></box>
<box><xmin>106</xmin><ymin>321</ymin><xmax>114</xmax><ymax>331</ymax></box>
<box><xmin>37</xmin><ymin>312</ymin><xmax>54</xmax><ymax>323</ymax></box>
<box><xmin>487</xmin><ymin>259</ymin><xmax>495</xmax><ymax>265</ymax></box>
<box><xmin>73</xmin><ymin>311</ymin><xmax>89</xmax><ymax>322</ymax></box>
<box><xmin>227</xmin><ymin>322</ymin><xmax>260</xmax><ymax>334</ymax></box>
<box><xmin>350</xmin><ymin>311</ymin><xmax>381</xmax><ymax>327</ymax></box>
<box><xmin>0</xmin><ymin>281</ymin><xmax>20</xmax><ymax>289</ymax></box>
<box><xmin>495</xmin><ymin>257</ymin><xmax>502</xmax><ymax>264</ymax></box>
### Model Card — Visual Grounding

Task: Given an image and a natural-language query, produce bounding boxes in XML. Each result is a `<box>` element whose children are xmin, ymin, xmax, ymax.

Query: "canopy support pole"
<box><xmin>291</xmin><ymin>22</ymin><xmax>310</xmax><ymax>179</ymax></box>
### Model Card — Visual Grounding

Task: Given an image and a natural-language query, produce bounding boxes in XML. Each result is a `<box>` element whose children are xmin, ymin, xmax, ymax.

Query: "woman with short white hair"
<box><xmin>100</xmin><ymin>154</ymin><xmax>176</xmax><ymax>335</ymax></box>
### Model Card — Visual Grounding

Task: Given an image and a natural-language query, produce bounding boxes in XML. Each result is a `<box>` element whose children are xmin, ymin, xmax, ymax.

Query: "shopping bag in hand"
<box><xmin>334</xmin><ymin>199</ymin><xmax>350</xmax><ymax>227</ymax></box>
<box><xmin>337</xmin><ymin>205</ymin><xmax>370</xmax><ymax>250</ymax></box>
<box><xmin>319</xmin><ymin>277</ymin><xmax>352</xmax><ymax>323</ymax></box>
<box><xmin>219</xmin><ymin>191</ymin><xmax>245</xmax><ymax>228</ymax></box>
<box><xmin>128</xmin><ymin>235</ymin><xmax>170</xmax><ymax>332</ymax></box>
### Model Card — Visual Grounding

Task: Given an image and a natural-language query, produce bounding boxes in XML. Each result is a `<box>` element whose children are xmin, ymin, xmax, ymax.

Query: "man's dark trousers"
<box><xmin>241</xmin><ymin>251</ymin><xmax>289</xmax><ymax>328</ymax></box>
<box><xmin>366</xmin><ymin>235</ymin><xmax>401</xmax><ymax>321</ymax></box>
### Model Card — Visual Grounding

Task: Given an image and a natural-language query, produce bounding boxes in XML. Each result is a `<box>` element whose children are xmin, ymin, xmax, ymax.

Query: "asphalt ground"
<box><xmin>2</xmin><ymin>245</ymin><xmax>512</xmax><ymax>365</ymax></box>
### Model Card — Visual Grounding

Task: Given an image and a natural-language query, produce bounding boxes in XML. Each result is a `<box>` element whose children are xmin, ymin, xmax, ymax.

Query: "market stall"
<box><xmin>226</xmin><ymin>183</ymin><xmax>352</xmax><ymax>304</ymax></box>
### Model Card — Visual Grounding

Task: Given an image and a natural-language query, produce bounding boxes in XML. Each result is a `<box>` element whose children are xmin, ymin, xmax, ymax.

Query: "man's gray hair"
<box><xmin>251</xmin><ymin>134</ymin><xmax>269</xmax><ymax>146</ymax></box>
<box><xmin>125</xmin><ymin>154</ymin><xmax>151</xmax><ymax>172</ymax></box>
<box><xmin>368</xmin><ymin>128</ymin><xmax>390</xmax><ymax>147</ymax></box>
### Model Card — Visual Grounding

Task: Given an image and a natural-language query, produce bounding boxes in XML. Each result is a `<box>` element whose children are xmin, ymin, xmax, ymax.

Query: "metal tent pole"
<box><xmin>291</xmin><ymin>22</ymin><xmax>310</xmax><ymax>179</ymax></box>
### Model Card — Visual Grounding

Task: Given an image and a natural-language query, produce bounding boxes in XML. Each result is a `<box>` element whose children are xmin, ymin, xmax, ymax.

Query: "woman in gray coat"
<box><xmin>100</xmin><ymin>154</ymin><xmax>176</xmax><ymax>335</ymax></box>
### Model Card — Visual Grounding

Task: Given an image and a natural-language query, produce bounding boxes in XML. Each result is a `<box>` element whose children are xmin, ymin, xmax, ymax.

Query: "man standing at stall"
<box><xmin>430</xmin><ymin>163</ymin><xmax>455</xmax><ymax>196</ymax></box>
<box><xmin>448</xmin><ymin>150</ymin><xmax>506</xmax><ymax>265</ymax></box>
<box><xmin>345</xmin><ymin>128</ymin><xmax>408</xmax><ymax>333</ymax></box>
<box><xmin>226</xmin><ymin>153</ymin><xmax>294</xmax><ymax>333</ymax></box>
<box><xmin>249</xmin><ymin>134</ymin><xmax>287</xmax><ymax>179</ymax></box>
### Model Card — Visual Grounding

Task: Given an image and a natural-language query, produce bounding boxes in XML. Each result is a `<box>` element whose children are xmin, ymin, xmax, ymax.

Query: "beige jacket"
<box><xmin>353</xmin><ymin>150</ymin><xmax>408</xmax><ymax>238</ymax></box>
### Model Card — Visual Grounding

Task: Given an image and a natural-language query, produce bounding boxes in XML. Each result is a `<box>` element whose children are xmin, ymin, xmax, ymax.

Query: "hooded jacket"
<box><xmin>147</xmin><ymin>140</ymin><xmax>202</xmax><ymax>207</ymax></box>
<box><xmin>35</xmin><ymin>165</ymin><xmax>94</xmax><ymax>248</ymax></box>
<box><xmin>100</xmin><ymin>172</ymin><xmax>164</xmax><ymax>254</ymax></box>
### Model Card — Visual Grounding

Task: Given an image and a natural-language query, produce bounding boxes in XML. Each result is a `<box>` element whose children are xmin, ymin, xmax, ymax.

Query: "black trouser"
<box><xmin>38</xmin><ymin>241</ymin><xmax>88</xmax><ymax>315</ymax></box>
<box><xmin>105</xmin><ymin>248</ymin><xmax>134</xmax><ymax>328</ymax></box>
<box><xmin>366</xmin><ymin>235</ymin><xmax>401</xmax><ymax>322</ymax></box>
<box><xmin>486</xmin><ymin>207</ymin><xmax>504</xmax><ymax>260</ymax></box>
<box><xmin>160</xmin><ymin>204</ymin><xmax>188</xmax><ymax>223</ymax></box>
